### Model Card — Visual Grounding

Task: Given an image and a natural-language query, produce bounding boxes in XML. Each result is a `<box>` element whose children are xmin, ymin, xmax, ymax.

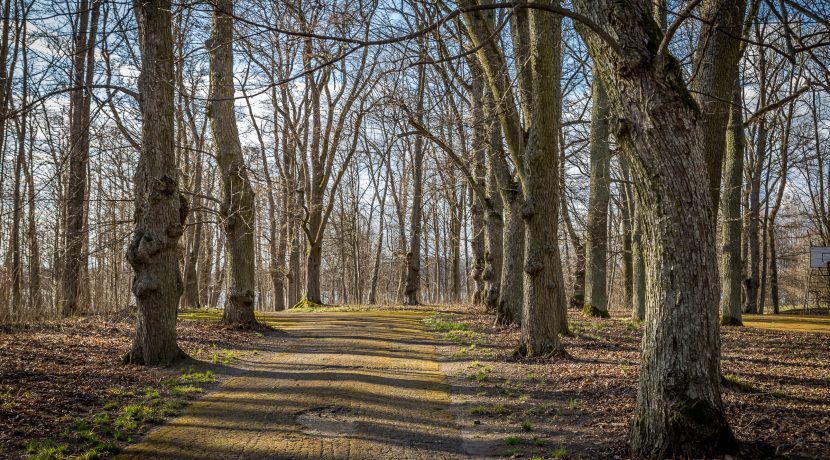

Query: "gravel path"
<box><xmin>118</xmin><ymin>311</ymin><xmax>471</xmax><ymax>459</ymax></box>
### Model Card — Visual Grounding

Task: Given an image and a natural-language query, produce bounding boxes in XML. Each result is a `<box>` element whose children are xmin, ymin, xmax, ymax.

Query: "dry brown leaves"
<box><xmin>0</xmin><ymin>314</ymin><xmax>271</xmax><ymax>458</ymax></box>
<box><xmin>438</xmin><ymin>307</ymin><xmax>829</xmax><ymax>459</ymax></box>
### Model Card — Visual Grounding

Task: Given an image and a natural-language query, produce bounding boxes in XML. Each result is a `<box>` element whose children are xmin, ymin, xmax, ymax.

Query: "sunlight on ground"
<box><xmin>742</xmin><ymin>314</ymin><xmax>830</xmax><ymax>334</ymax></box>
<box><xmin>179</xmin><ymin>307</ymin><xmax>830</xmax><ymax>335</ymax></box>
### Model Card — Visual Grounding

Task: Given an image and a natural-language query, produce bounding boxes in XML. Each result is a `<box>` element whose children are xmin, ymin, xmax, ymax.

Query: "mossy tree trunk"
<box><xmin>572</xmin><ymin>0</ymin><xmax>736</xmax><ymax>456</ymax></box>
<box><xmin>583</xmin><ymin>78</ymin><xmax>611</xmax><ymax>317</ymax></box>
<box><xmin>124</xmin><ymin>0</ymin><xmax>187</xmax><ymax>365</ymax></box>
<box><xmin>207</xmin><ymin>0</ymin><xmax>258</xmax><ymax>326</ymax></box>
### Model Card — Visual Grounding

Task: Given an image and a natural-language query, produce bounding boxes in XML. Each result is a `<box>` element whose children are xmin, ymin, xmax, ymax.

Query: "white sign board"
<box><xmin>810</xmin><ymin>246</ymin><xmax>830</xmax><ymax>268</ymax></box>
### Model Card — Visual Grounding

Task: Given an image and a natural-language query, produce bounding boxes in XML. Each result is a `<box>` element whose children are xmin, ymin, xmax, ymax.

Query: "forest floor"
<box><xmin>0</xmin><ymin>306</ymin><xmax>828</xmax><ymax>459</ymax></box>
<box><xmin>425</xmin><ymin>306</ymin><xmax>830</xmax><ymax>459</ymax></box>
<box><xmin>0</xmin><ymin>311</ymin><xmax>284</xmax><ymax>459</ymax></box>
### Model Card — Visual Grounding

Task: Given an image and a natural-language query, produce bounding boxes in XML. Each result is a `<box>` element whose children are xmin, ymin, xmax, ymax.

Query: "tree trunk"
<box><xmin>620</xmin><ymin>158</ymin><xmax>633</xmax><ymax>313</ymax></box>
<box><xmin>692</xmin><ymin>0</ymin><xmax>746</xmax><ymax>213</ymax></box>
<box><xmin>721</xmin><ymin>83</ymin><xmax>745</xmax><ymax>325</ymax></box>
<box><xmin>60</xmin><ymin>0</ymin><xmax>99</xmax><ymax>316</ymax></box>
<box><xmin>181</xmin><ymin>151</ymin><xmax>203</xmax><ymax>309</ymax></box>
<box><xmin>583</xmin><ymin>78</ymin><xmax>611</xmax><ymax>317</ymax></box>
<box><xmin>124</xmin><ymin>0</ymin><xmax>187</xmax><ymax>365</ymax></box>
<box><xmin>483</xmin><ymin>166</ymin><xmax>504</xmax><ymax>313</ymax></box>
<box><xmin>470</xmin><ymin>149</ymin><xmax>486</xmax><ymax>305</ymax></box>
<box><xmin>497</xmin><ymin>196</ymin><xmax>524</xmax><ymax>325</ymax></box>
<box><xmin>207</xmin><ymin>0</ymin><xmax>258</xmax><ymax>326</ymax></box>
<box><xmin>518</xmin><ymin>1</ymin><xmax>565</xmax><ymax>357</ymax></box>
<box><xmin>288</xmin><ymin>227</ymin><xmax>301</xmax><ymax>306</ymax></box>
<box><xmin>404</xmin><ymin>65</ymin><xmax>426</xmax><ymax>306</ymax></box>
<box><xmin>572</xmin><ymin>1</ymin><xmax>737</xmax><ymax>456</ymax></box>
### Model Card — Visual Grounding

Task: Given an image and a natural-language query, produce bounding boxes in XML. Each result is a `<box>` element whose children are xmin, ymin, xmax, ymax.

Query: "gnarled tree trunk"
<box><xmin>124</xmin><ymin>0</ymin><xmax>187</xmax><ymax>365</ymax></box>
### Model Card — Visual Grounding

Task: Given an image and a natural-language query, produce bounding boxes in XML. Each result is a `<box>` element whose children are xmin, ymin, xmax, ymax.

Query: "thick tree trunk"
<box><xmin>305</xmin><ymin>239</ymin><xmax>323</xmax><ymax>304</ymax></box>
<box><xmin>518</xmin><ymin>1</ymin><xmax>565</xmax><ymax>357</ymax></box>
<box><xmin>124</xmin><ymin>0</ymin><xmax>187</xmax><ymax>365</ymax></box>
<box><xmin>573</xmin><ymin>1</ymin><xmax>736</xmax><ymax>456</ymax></box>
<box><xmin>583</xmin><ymin>78</ymin><xmax>611</xmax><ymax>317</ymax></box>
<box><xmin>207</xmin><ymin>0</ymin><xmax>258</xmax><ymax>326</ymax></box>
<box><xmin>721</xmin><ymin>82</ymin><xmax>744</xmax><ymax>326</ymax></box>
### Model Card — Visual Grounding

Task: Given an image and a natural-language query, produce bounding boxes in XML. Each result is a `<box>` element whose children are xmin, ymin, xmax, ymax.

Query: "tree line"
<box><xmin>0</xmin><ymin>0</ymin><xmax>827</xmax><ymax>457</ymax></box>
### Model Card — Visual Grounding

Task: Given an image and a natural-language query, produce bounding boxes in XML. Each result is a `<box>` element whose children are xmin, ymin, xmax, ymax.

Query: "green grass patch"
<box><xmin>722</xmin><ymin>373</ymin><xmax>755</xmax><ymax>392</ymax></box>
<box><xmin>521</xmin><ymin>420</ymin><xmax>533</xmax><ymax>432</ymax></box>
<box><xmin>505</xmin><ymin>436</ymin><xmax>522</xmax><ymax>446</ymax></box>
<box><xmin>171</xmin><ymin>384</ymin><xmax>203</xmax><ymax>397</ymax></box>
<box><xmin>26</xmin><ymin>439</ymin><xmax>68</xmax><ymax>460</ymax></box>
<box><xmin>470</xmin><ymin>403</ymin><xmax>510</xmax><ymax>417</ymax></box>
<box><xmin>177</xmin><ymin>308</ymin><xmax>223</xmax><ymax>321</ymax></box>
<box><xmin>550</xmin><ymin>445</ymin><xmax>567</xmax><ymax>459</ymax></box>
<box><xmin>211</xmin><ymin>350</ymin><xmax>238</xmax><ymax>365</ymax></box>
<box><xmin>179</xmin><ymin>368</ymin><xmax>217</xmax><ymax>384</ymax></box>
<box><xmin>423</xmin><ymin>313</ymin><xmax>468</xmax><ymax>332</ymax></box>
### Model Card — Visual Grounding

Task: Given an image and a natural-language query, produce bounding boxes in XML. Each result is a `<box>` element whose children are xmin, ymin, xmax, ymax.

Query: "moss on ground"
<box><xmin>582</xmin><ymin>304</ymin><xmax>610</xmax><ymax>318</ymax></box>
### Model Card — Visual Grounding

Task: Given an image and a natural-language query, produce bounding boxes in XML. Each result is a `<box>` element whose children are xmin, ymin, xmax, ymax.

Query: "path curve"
<box><xmin>119</xmin><ymin>311</ymin><xmax>468</xmax><ymax>459</ymax></box>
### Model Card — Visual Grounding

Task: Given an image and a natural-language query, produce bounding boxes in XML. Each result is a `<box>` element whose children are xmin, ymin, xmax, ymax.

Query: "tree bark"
<box><xmin>572</xmin><ymin>1</ymin><xmax>736</xmax><ymax>456</ymax></box>
<box><xmin>469</xmin><ymin>128</ymin><xmax>487</xmax><ymax>305</ymax></box>
<box><xmin>207</xmin><ymin>0</ymin><xmax>258</xmax><ymax>326</ymax></box>
<box><xmin>721</xmin><ymin>81</ymin><xmax>745</xmax><ymax>325</ymax></box>
<box><xmin>583</xmin><ymin>77</ymin><xmax>611</xmax><ymax>317</ymax></box>
<box><xmin>404</xmin><ymin>65</ymin><xmax>426</xmax><ymax>306</ymax></box>
<box><xmin>518</xmin><ymin>1</ymin><xmax>565</xmax><ymax>357</ymax></box>
<box><xmin>60</xmin><ymin>0</ymin><xmax>99</xmax><ymax>316</ymax></box>
<box><xmin>124</xmin><ymin>0</ymin><xmax>187</xmax><ymax>365</ymax></box>
<box><xmin>692</xmin><ymin>0</ymin><xmax>746</xmax><ymax>213</ymax></box>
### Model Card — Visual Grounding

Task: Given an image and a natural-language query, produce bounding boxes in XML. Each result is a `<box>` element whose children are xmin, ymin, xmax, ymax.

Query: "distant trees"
<box><xmin>59</xmin><ymin>0</ymin><xmax>101</xmax><ymax>317</ymax></box>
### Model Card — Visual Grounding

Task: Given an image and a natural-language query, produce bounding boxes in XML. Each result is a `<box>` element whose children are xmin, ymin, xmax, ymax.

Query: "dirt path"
<box><xmin>118</xmin><ymin>311</ymin><xmax>471</xmax><ymax>460</ymax></box>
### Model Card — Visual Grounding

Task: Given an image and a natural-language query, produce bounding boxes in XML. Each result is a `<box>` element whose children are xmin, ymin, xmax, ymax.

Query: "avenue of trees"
<box><xmin>0</xmin><ymin>0</ymin><xmax>828</xmax><ymax>457</ymax></box>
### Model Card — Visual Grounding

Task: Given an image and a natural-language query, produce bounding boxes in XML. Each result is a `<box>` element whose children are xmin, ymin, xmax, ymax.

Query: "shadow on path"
<box><xmin>118</xmin><ymin>311</ymin><xmax>475</xmax><ymax>460</ymax></box>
